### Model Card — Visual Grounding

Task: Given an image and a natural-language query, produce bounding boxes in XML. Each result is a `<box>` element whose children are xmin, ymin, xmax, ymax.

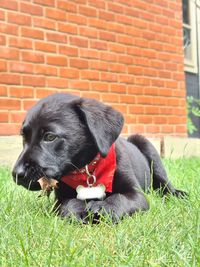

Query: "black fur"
<box><xmin>12</xmin><ymin>93</ymin><xmax>186</xmax><ymax>222</ymax></box>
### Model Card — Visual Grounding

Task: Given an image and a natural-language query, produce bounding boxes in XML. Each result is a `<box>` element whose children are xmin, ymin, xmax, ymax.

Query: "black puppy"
<box><xmin>12</xmin><ymin>93</ymin><xmax>185</xmax><ymax>222</ymax></box>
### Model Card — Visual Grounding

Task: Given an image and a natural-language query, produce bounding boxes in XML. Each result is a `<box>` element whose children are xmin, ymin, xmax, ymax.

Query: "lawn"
<box><xmin>0</xmin><ymin>158</ymin><xmax>199</xmax><ymax>267</ymax></box>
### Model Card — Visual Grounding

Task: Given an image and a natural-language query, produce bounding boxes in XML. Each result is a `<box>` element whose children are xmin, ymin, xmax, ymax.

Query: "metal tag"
<box><xmin>76</xmin><ymin>184</ymin><xmax>106</xmax><ymax>201</ymax></box>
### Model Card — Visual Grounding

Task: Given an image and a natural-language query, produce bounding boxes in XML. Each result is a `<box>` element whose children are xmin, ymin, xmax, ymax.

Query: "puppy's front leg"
<box><xmin>59</xmin><ymin>198</ymin><xmax>87</xmax><ymax>222</ymax></box>
<box><xmin>86</xmin><ymin>192</ymin><xmax>149</xmax><ymax>223</ymax></box>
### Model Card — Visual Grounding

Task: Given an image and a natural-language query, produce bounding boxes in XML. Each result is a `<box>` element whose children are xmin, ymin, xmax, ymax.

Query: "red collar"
<box><xmin>61</xmin><ymin>144</ymin><xmax>116</xmax><ymax>193</ymax></box>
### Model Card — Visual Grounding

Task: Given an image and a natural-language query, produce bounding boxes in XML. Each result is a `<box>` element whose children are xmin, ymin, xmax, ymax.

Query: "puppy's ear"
<box><xmin>77</xmin><ymin>98</ymin><xmax>124</xmax><ymax>157</ymax></box>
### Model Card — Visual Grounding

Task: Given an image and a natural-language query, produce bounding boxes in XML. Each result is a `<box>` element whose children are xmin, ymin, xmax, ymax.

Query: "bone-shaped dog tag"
<box><xmin>76</xmin><ymin>184</ymin><xmax>106</xmax><ymax>201</ymax></box>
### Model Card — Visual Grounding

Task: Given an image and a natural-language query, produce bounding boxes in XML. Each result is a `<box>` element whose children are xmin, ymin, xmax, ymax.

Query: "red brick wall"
<box><xmin>0</xmin><ymin>0</ymin><xmax>187</xmax><ymax>137</ymax></box>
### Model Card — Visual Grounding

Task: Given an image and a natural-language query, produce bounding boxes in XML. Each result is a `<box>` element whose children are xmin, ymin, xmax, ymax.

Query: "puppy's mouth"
<box><xmin>13</xmin><ymin>165</ymin><xmax>61</xmax><ymax>191</ymax></box>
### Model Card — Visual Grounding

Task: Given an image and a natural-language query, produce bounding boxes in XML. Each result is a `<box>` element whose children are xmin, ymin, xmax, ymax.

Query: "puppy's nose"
<box><xmin>12</xmin><ymin>163</ymin><xmax>29</xmax><ymax>181</ymax></box>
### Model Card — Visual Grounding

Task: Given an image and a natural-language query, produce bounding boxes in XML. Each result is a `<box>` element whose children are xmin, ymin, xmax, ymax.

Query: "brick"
<box><xmin>91</xmin><ymin>82</ymin><xmax>109</xmax><ymax>92</ymax></box>
<box><xmin>0</xmin><ymin>10</ymin><xmax>5</xmax><ymax>20</ymax></box>
<box><xmin>36</xmin><ymin>89</ymin><xmax>57</xmax><ymax>98</ymax></box>
<box><xmin>0</xmin><ymin>0</ymin><xmax>18</xmax><ymax>11</ymax></box>
<box><xmin>100</xmin><ymin>52</ymin><xmax>117</xmax><ymax>62</ymax></box>
<box><xmin>127</xmin><ymin>47</ymin><xmax>142</xmax><ymax>56</ymax></box>
<box><xmin>175</xmin><ymin>125</ymin><xmax>187</xmax><ymax>134</ymax></box>
<box><xmin>125</xmin><ymin>26</ymin><xmax>141</xmax><ymax>38</ymax></box>
<box><xmin>99</xmin><ymin>31</ymin><xmax>116</xmax><ymax>42</ymax></box>
<box><xmin>101</xmin><ymin>93</ymin><xmax>119</xmax><ymax>103</ymax></box>
<box><xmin>35</xmin><ymin>41</ymin><xmax>57</xmax><ymax>53</ymax></box>
<box><xmin>88</xmin><ymin>18</ymin><xmax>107</xmax><ymax>30</ymax></box>
<box><xmin>161</xmin><ymin>125</ymin><xmax>174</xmax><ymax>134</ymax></box>
<box><xmin>0</xmin><ymin>124</ymin><xmax>21</xmax><ymax>135</ymax></box>
<box><xmin>0</xmin><ymin>112</ymin><xmax>9</xmax><ymax>123</ymax></box>
<box><xmin>80</xmin><ymin>49</ymin><xmax>99</xmax><ymax>59</ymax></box>
<box><xmin>153</xmin><ymin>116</ymin><xmax>167</xmax><ymax>124</ymax></box>
<box><xmin>117</xmin><ymin>34</ymin><xmax>133</xmax><ymax>45</ymax></box>
<box><xmin>127</xmin><ymin>86</ymin><xmax>143</xmax><ymax>95</ymax></box>
<box><xmin>46</xmin><ymin>32</ymin><xmax>68</xmax><ymax>43</ymax></box>
<box><xmin>68</xmin><ymin>80</ymin><xmax>90</xmax><ymax>90</ymax></box>
<box><xmin>110</xmin><ymin>84</ymin><xmax>126</xmax><ymax>93</ymax></box>
<box><xmin>125</xmin><ymin>115</ymin><xmax>137</xmax><ymax>124</ymax></box>
<box><xmin>146</xmin><ymin>125</ymin><xmax>160</xmax><ymax>133</ymax></box>
<box><xmin>109</xmin><ymin>43</ymin><xmax>125</xmax><ymax>54</ymax></box>
<box><xmin>128</xmin><ymin>66</ymin><xmax>143</xmax><ymax>75</ymax></box>
<box><xmin>90</xmin><ymin>61</ymin><xmax>108</xmax><ymax>71</ymax></box>
<box><xmin>0</xmin><ymin>48</ymin><xmax>19</xmax><ymax>60</ymax></box>
<box><xmin>143</xmin><ymin>87</ymin><xmax>158</xmax><ymax>95</ymax></box>
<box><xmin>145</xmin><ymin>106</ymin><xmax>160</xmax><ymax>114</ymax></box>
<box><xmin>9</xmin><ymin>87</ymin><xmax>34</xmax><ymax>98</ymax></box>
<box><xmin>100</xmin><ymin>72</ymin><xmax>117</xmax><ymax>82</ymax></box>
<box><xmin>107</xmin><ymin>22</ymin><xmax>125</xmax><ymax>34</ymax></box>
<box><xmin>109</xmin><ymin>63</ymin><xmax>126</xmax><ymax>73</ymax></box>
<box><xmin>22</xmin><ymin>100</ymin><xmax>37</xmax><ymax>110</ymax></box>
<box><xmin>58</xmin><ymin>23</ymin><xmax>78</xmax><ymax>34</ymax></box>
<box><xmin>33</xmin><ymin>0</ymin><xmax>55</xmax><ymax>7</ymax></box>
<box><xmin>88</xmin><ymin>0</ymin><xmax>105</xmax><ymax>9</ymax></box>
<box><xmin>151</xmin><ymin>79</ymin><xmax>165</xmax><ymax>87</ymax></box>
<box><xmin>0</xmin><ymin>22</ymin><xmax>19</xmax><ymax>36</ymax></box>
<box><xmin>135</xmin><ymin>77</ymin><xmax>150</xmax><ymax>86</ymax></box>
<box><xmin>167</xmin><ymin>116</ymin><xmax>181</xmax><ymax>124</ymax></box>
<box><xmin>22</xmin><ymin>76</ymin><xmax>45</xmax><ymax>87</ymax></box>
<box><xmin>8</xmin><ymin>13</ymin><xmax>31</xmax><ymax>26</ymax></box>
<box><xmin>99</xmin><ymin>11</ymin><xmax>116</xmax><ymax>21</ymax></box>
<box><xmin>9</xmin><ymin>37</ymin><xmax>33</xmax><ymax>49</ymax></box>
<box><xmin>0</xmin><ymin>74</ymin><xmax>20</xmax><ymax>85</ymax></box>
<box><xmin>59</xmin><ymin>46</ymin><xmax>78</xmax><ymax>57</ymax></box>
<box><xmin>128</xmin><ymin>105</ymin><xmax>144</xmax><ymax>114</ymax></box>
<box><xmin>128</xmin><ymin>124</ymin><xmax>145</xmax><ymax>134</ymax></box>
<box><xmin>60</xmin><ymin>68</ymin><xmax>79</xmax><ymax>79</ymax></box>
<box><xmin>116</xmin><ymin>14</ymin><xmax>133</xmax><ymax>25</ymax></box>
<box><xmin>0</xmin><ymin>86</ymin><xmax>7</xmax><ymax>96</ymax></box>
<box><xmin>79</xmin><ymin>27</ymin><xmax>98</xmax><ymax>38</ymax></box>
<box><xmin>68</xmin><ymin>14</ymin><xmax>87</xmax><ymax>25</ymax></box>
<box><xmin>20</xmin><ymin>2</ymin><xmax>43</xmax><ymax>16</ymax></box>
<box><xmin>57</xmin><ymin>1</ymin><xmax>77</xmax><ymax>12</ymax></box>
<box><xmin>118</xmin><ymin>74</ymin><xmax>134</xmax><ymax>84</ymax></box>
<box><xmin>35</xmin><ymin>65</ymin><xmax>57</xmax><ymax>76</ymax></box>
<box><xmin>90</xmin><ymin>40</ymin><xmax>108</xmax><ymax>50</ymax></box>
<box><xmin>120</xmin><ymin>95</ymin><xmax>136</xmax><ymax>104</ymax></box>
<box><xmin>21</xmin><ymin>51</ymin><xmax>44</xmax><ymax>63</ymax></box>
<box><xmin>69</xmin><ymin>36</ymin><xmax>88</xmax><ymax>47</ymax></box>
<box><xmin>0</xmin><ymin>99</ymin><xmax>21</xmax><ymax>110</ymax></box>
<box><xmin>0</xmin><ymin>35</ymin><xmax>6</xmax><ymax>45</ymax></box>
<box><xmin>46</xmin><ymin>77</ymin><xmax>68</xmax><ymax>89</ymax></box>
<box><xmin>33</xmin><ymin>17</ymin><xmax>56</xmax><ymax>30</ymax></box>
<box><xmin>138</xmin><ymin>116</ymin><xmax>153</xmax><ymax>124</ymax></box>
<box><xmin>9</xmin><ymin>62</ymin><xmax>34</xmax><ymax>74</ymax></box>
<box><xmin>79</xmin><ymin>6</ymin><xmax>97</xmax><ymax>17</ymax></box>
<box><xmin>137</xmin><ymin>96</ymin><xmax>153</xmax><ymax>105</ymax></box>
<box><xmin>46</xmin><ymin>8</ymin><xmax>66</xmax><ymax>21</ymax></box>
<box><xmin>107</xmin><ymin>2</ymin><xmax>124</xmax><ymax>13</ymax></box>
<box><xmin>70</xmin><ymin>58</ymin><xmax>88</xmax><ymax>69</ymax></box>
<box><xmin>112</xmin><ymin>104</ymin><xmax>127</xmax><ymax>114</ymax></box>
<box><xmin>0</xmin><ymin>61</ymin><xmax>7</xmax><ymax>71</ymax></box>
<box><xmin>10</xmin><ymin>112</ymin><xmax>26</xmax><ymax>123</ymax></box>
<box><xmin>21</xmin><ymin>27</ymin><xmax>44</xmax><ymax>40</ymax></box>
<box><xmin>80</xmin><ymin>92</ymin><xmax>100</xmax><ymax>100</ymax></box>
<box><xmin>143</xmin><ymin>68</ymin><xmax>157</xmax><ymax>77</ymax></box>
<box><xmin>167</xmin><ymin>98</ymin><xmax>180</xmax><ymax>106</ymax></box>
<box><xmin>81</xmin><ymin>70</ymin><xmax>99</xmax><ymax>81</ymax></box>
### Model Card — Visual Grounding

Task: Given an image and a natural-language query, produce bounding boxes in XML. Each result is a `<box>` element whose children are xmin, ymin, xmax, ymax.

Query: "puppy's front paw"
<box><xmin>59</xmin><ymin>199</ymin><xmax>87</xmax><ymax>223</ymax></box>
<box><xmin>86</xmin><ymin>200</ymin><xmax>120</xmax><ymax>223</ymax></box>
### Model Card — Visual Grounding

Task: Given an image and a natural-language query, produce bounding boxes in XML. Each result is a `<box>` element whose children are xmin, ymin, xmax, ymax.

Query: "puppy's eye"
<box><xmin>43</xmin><ymin>133</ymin><xmax>57</xmax><ymax>142</ymax></box>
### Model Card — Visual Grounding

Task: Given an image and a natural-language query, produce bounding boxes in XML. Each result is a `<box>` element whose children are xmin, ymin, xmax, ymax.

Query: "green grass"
<box><xmin>0</xmin><ymin>158</ymin><xmax>200</xmax><ymax>267</ymax></box>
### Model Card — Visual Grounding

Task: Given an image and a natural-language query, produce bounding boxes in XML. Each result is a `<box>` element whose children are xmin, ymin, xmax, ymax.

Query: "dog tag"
<box><xmin>76</xmin><ymin>184</ymin><xmax>106</xmax><ymax>201</ymax></box>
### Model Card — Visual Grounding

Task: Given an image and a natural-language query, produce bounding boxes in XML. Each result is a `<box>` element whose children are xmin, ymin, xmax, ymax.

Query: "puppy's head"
<box><xmin>12</xmin><ymin>93</ymin><xmax>124</xmax><ymax>190</ymax></box>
